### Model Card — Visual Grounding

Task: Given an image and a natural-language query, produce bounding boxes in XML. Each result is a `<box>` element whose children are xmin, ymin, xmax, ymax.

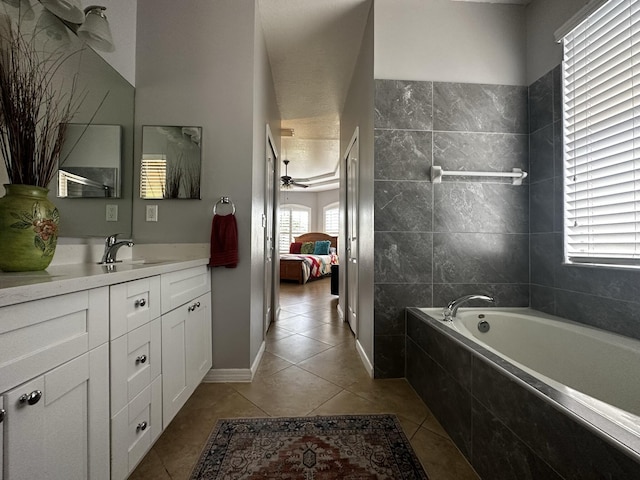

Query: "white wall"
<box><xmin>374</xmin><ymin>0</ymin><xmax>527</xmax><ymax>85</ymax></box>
<box><xmin>525</xmin><ymin>0</ymin><xmax>589</xmax><ymax>85</ymax></box>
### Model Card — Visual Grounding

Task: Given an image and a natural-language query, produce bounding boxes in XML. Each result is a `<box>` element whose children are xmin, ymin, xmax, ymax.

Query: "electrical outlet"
<box><xmin>146</xmin><ymin>204</ymin><xmax>158</xmax><ymax>222</ymax></box>
<box><xmin>106</xmin><ymin>204</ymin><xmax>118</xmax><ymax>222</ymax></box>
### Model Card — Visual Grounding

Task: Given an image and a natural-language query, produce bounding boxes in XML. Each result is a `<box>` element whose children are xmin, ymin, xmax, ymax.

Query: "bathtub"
<box><xmin>406</xmin><ymin>307</ymin><xmax>640</xmax><ymax>479</ymax></box>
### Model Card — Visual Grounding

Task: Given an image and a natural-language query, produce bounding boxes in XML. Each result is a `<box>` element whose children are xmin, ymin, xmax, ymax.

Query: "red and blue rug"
<box><xmin>190</xmin><ymin>414</ymin><xmax>428</xmax><ymax>479</ymax></box>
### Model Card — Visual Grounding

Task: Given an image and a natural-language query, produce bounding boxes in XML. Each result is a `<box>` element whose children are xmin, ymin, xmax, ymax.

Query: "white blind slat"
<box><xmin>562</xmin><ymin>0</ymin><xmax>640</xmax><ymax>266</ymax></box>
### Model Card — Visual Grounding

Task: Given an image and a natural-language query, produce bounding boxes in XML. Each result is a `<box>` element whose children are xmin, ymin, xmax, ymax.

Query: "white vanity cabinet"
<box><xmin>109</xmin><ymin>276</ymin><xmax>162</xmax><ymax>480</ymax></box>
<box><xmin>0</xmin><ymin>288</ymin><xmax>110</xmax><ymax>480</ymax></box>
<box><xmin>161</xmin><ymin>266</ymin><xmax>211</xmax><ymax>427</ymax></box>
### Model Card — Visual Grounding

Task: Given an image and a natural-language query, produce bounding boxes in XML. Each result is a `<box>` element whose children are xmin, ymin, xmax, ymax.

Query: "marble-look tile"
<box><xmin>407</xmin><ymin>313</ymin><xmax>473</xmax><ymax>392</ymax></box>
<box><xmin>374</xmin><ymin>231</ymin><xmax>433</xmax><ymax>283</ymax></box>
<box><xmin>298</xmin><ymin>322</ymin><xmax>354</xmax><ymax>346</ymax></box>
<box><xmin>529</xmin><ymin>69</ymin><xmax>553</xmax><ymax>133</ymax></box>
<box><xmin>433</xmin><ymin>232</ymin><xmax>529</xmax><ymax>284</ymax></box>
<box><xmin>529</xmin><ymin>178</ymin><xmax>554</xmax><ymax>233</ymax></box>
<box><xmin>374</xmin><ymin>129</ymin><xmax>432</xmax><ymax>180</ymax></box>
<box><xmin>529</xmin><ymin>284</ymin><xmax>555</xmax><ymax>314</ymax></box>
<box><xmin>374</xmin><ymin>180</ymin><xmax>432</xmax><ymax>232</ymax></box>
<box><xmin>433</xmin><ymin>131</ymin><xmax>528</xmax><ymax>173</ymax></box>
<box><xmin>553</xmin><ymin>176</ymin><xmax>563</xmax><ymax>233</ymax></box>
<box><xmin>553</xmin><ymin>119</ymin><xmax>563</xmax><ymax>179</ymax></box>
<box><xmin>555</xmin><ymin>261</ymin><xmax>640</xmax><ymax>303</ymax></box>
<box><xmin>433</xmin><ymin>283</ymin><xmax>529</xmax><ymax>308</ymax></box>
<box><xmin>274</xmin><ymin>315</ymin><xmax>329</xmax><ymax>334</ymax></box>
<box><xmin>253</xmin><ymin>350</ymin><xmax>294</xmax><ymax>377</ymax></box>
<box><xmin>554</xmin><ymin>289</ymin><xmax>640</xmax><ymax>341</ymax></box>
<box><xmin>552</xmin><ymin>65</ymin><xmax>562</xmax><ymax>123</ymax></box>
<box><xmin>374</xmin><ymin>334</ymin><xmax>405</xmax><ymax>378</ymax></box>
<box><xmin>530</xmin><ymin>233</ymin><xmax>556</xmax><ymax>287</ymax></box>
<box><xmin>410</xmin><ymin>426</ymin><xmax>480</xmax><ymax>480</ymax></box>
<box><xmin>529</xmin><ymin>123</ymin><xmax>554</xmax><ymax>183</ymax></box>
<box><xmin>374</xmin><ymin>79</ymin><xmax>433</xmax><ymax>130</ymax></box>
<box><xmin>433</xmin><ymin>82</ymin><xmax>528</xmax><ymax>134</ymax></box>
<box><xmin>472</xmin><ymin>358</ymin><xmax>640</xmax><ymax>480</ymax></box>
<box><xmin>433</xmin><ymin>183</ymin><xmax>528</xmax><ymax>234</ymax></box>
<box><xmin>375</xmin><ymin>283</ymin><xmax>432</xmax><ymax>336</ymax></box>
<box><xmin>472</xmin><ymin>400</ymin><xmax>563</xmax><ymax>480</ymax></box>
<box><xmin>128</xmin><ymin>448</ymin><xmax>172</xmax><ymax>480</ymax></box>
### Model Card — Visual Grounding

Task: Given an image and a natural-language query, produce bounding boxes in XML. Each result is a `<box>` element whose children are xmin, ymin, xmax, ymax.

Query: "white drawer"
<box><xmin>0</xmin><ymin>287</ymin><xmax>109</xmax><ymax>393</ymax></box>
<box><xmin>110</xmin><ymin>376</ymin><xmax>162</xmax><ymax>480</ymax></box>
<box><xmin>160</xmin><ymin>266</ymin><xmax>210</xmax><ymax>313</ymax></box>
<box><xmin>110</xmin><ymin>276</ymin><xmax>160</xmax><ymax>339</ymax></box>
<box><xmin>110</xmin><ymin>318</ymin><xmax>161</xmax><ymax>416</ymax></box>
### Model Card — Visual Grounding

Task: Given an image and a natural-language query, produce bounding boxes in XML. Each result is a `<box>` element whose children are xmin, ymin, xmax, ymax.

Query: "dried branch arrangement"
<box><xmin>0</xmin><ymin>14</ymin><xmax>85</xmax><ymax>188</ymax></box>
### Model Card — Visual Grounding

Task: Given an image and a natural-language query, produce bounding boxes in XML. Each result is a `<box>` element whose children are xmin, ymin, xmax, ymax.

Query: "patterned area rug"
<box><xmin>190</xmin><ymin>414</ymin><xmax>429</xmax><ymax>479</ymax></box>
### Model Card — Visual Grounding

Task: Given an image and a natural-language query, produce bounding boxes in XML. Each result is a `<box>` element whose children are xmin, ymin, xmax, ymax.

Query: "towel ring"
<box><xmin>213</xmin><ymin>196</ymin><xmax>236</xmax><ymax>215</ymax></box>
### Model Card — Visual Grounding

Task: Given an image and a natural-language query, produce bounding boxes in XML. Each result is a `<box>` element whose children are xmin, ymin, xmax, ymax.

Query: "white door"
<box><xmin>345</xmin><ymin>129</ymin><xmax>359</xmax><ymax>335</ymax></box>
<box><xmin>264</xmin><ymin>126</ymin><xmax>278</xmax><ymax>334</ymax></box>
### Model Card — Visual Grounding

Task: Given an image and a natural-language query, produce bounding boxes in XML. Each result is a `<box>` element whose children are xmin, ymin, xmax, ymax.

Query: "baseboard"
<box><xmin>203</xmin><ymin>341</ymin><xmax>265</xmax><ymax>383</ymax></box>
<box><xmin>337</xmin><ymin>303</ymin><xmax>344</xmax><ymax>322</ymax></box>
<box><xmin>356</xmin><ymin>339</ymin><xmax>374</xmax><ymax>378</ymax></box>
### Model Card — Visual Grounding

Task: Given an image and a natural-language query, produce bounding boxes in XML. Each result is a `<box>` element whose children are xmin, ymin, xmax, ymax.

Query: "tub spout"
<box><xmin>443</xmin><ymin>294</ymin><xmax>494</xmax><ymax>321</ymax></box>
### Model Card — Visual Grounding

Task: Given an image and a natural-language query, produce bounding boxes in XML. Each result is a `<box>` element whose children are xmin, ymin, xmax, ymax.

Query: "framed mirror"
<box><xmin>140</xmin><ymin>125</ymin><xmax>202</xmax><ymax>199</ymax></box>
<box><xmin>57</xmin><ymin>124</ymin><xmax>122</xmax><ymax>198</ymax></box>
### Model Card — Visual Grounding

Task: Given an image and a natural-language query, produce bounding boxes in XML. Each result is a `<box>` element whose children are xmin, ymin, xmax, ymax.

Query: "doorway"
<box><xmin>344</xmin><ymin>128</ymin><xmax>359</xmax><ymax>336</ymax></box>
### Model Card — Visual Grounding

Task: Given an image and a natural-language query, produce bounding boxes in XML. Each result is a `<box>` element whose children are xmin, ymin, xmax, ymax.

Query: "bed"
<box><xmin>280</xmin><ymin>232</ymin><xmax>338</xmax><ymax>284</ymax></box>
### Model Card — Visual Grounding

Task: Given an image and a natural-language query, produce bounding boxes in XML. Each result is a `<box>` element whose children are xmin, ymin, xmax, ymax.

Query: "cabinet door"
<box><xmin>3</xmin><ymin>345</ymin><xmax>109</xmax><ymax>480</ymax></box>
<box><xmin>0</xmin><ymin>397</ymin><xmax>3</xmax><ymax>480</ymax></box>
<box><xmin>161</xmin><ymin>292</ymin><xmax>211</xmax><ymax>427</ymax></box>
<box><xmin>186</xmin><ymin>293</ymin><xmax>212</xmax><ymax>389</ymax></box>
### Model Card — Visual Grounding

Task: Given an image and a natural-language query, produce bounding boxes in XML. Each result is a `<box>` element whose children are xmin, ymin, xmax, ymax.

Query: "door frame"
<box><xmin>264</xmin><ymin>125</ymin><xmax>279</xmax><ymax>335</ymax></box>
<box><xmin>344</xmin><ymin>127</ymin><xmax>359</xmax><ymax>336</ymax></box>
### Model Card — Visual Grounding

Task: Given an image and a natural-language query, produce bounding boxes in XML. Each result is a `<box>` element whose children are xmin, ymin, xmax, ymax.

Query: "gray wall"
<box><xmin>340</xmin><ymin>0</ymin><xmax>374</xmax><ymax>366</ymax></box>
<box><xmin>373</xmin><ymin>80</ymin><xmax>530</xmax><ymax>377</ymax></box>
<box><xmin>135</xmin><ymin>0</ymin><xmax>280</xmax><ymax>370</ymax></box>
<box><xmin>529</xmin><ymin>68</ymin><xmax>640</xmax><ymax>342</ymax></box>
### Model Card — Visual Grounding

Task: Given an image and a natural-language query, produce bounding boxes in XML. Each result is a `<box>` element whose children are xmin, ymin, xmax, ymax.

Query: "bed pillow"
<box><xmin>301</xmin><ymin>242</ymin><xmax>315</xmax><ymax>254</ymax></box>
<box><xmin>313</xmin><ymin>240</ymin><xmax>331</xmax><ymax>255</ymax></box>
<box><xmin>289</xmin><ymin>242</ymin><xmax>302</xmax><ymax>254</ymax></box>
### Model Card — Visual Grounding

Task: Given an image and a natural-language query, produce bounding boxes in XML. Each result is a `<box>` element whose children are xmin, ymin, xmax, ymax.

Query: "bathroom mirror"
<box><xmin>0</xmin><ymin>0</ymin><xmax>136</xmax><ymax>237</ymax></box>
<box><xmin>57</xmin><ymin>124</ymin><xmax>122</xmax><ymax>198</ymax></box>
<box><xmin>140</xmin><ymin>126</ymin><xmax>202</xmax><ymax>199</ymax></box>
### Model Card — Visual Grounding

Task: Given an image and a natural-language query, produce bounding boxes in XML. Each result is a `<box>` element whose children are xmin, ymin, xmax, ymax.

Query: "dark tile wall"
<box><xmin>529</xmin><ymin>67</ymin><xmax>640</xmax><ymax>341</ymax></box>
<box><xmin>406</xmin><ymin>310</ymin><xmax>640</xmax><ymax>479</ymax></box>
<box><xmin>373</xmin><ymin>79</ymin><xmax>529</xmax><ymax>377</ymax></box>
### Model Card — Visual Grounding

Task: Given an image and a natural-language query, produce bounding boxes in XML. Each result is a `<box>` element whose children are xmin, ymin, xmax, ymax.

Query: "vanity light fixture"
<box><xmin>39</xmin><ymin>0</ymin><xmax>84</xmax><ymax>24</ymax></box>
<box><xmin>77</xmin><ymin>6</ymin><xmax>114</xmax><ymax>52</ymax></box>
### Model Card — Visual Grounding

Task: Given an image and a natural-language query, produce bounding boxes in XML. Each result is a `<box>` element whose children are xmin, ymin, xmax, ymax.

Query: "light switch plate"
<box><xmin>146</xmin><ymin>205</ymin><xmax>158</xmax><ymax>222</ymax></box>
<box><xmin>106</xmin><ymin>204</ymin><xmax>118</xmax><ymax>222</ymax></box>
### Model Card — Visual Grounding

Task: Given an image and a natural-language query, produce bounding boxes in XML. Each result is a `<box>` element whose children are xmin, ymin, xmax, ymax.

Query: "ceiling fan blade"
<box><xmin>292</xmin><ymin>181</ymin><xmax>309</xmax><ymax>188</ymax></box>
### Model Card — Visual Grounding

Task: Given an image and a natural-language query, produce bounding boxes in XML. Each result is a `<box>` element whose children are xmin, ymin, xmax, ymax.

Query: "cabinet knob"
<box><xmin>134</xmin><ymin>298</ymin><xmax>147</xmax><ymax>308</ymax></box>
<box><xmin>188</xmin><ymin>301</ymin><xmax>201</xmax><ymax>312</ymax></box>
<box><xmin>136</xmin><ymin>354</ymin><xmax>147</xmax><ymax>365</ymax></box>
<box><xmin>19</xmin><ymin>390</ymin><xmax>42</xmax><ymax>406</ymax></box>
<box><xmin>0</xmin><ymin>408</ymin><xmax>5</xmax><ymax>423</ymax></box>
<box><xmin>136</xmin><ymin>421</ymin><xmax>148</xmax><ymax>432</ymax></box>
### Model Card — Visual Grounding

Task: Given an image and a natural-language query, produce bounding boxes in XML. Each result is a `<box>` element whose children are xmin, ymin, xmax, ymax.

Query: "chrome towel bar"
<box><xmin>430</xmin><ymin>166</ymin><xmax>528</xmax><ymax>185</ymax></box>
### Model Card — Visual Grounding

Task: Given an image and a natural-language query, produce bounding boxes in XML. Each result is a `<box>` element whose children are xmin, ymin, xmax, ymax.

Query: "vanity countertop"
<box><xmin>0</xmin><ymin>258</ymin><xmax>210</xmax><ymax>308</ymax></box>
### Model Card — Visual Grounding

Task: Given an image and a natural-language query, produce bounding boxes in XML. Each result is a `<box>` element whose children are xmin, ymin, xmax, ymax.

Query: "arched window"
<box><xmin>279</xmin><ymin>204</ymin><xmax>311</xmax><ymax>251</ymax></box>
<box><xmin>323</xmin><ymin>202</ymin><xmax>339</xmax><ymax>236</ymax></box>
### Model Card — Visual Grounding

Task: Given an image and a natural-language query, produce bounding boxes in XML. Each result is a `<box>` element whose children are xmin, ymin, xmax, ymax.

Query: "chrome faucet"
<box><xmin>443</xmin><ymin>294</ymin><xmax>494</xmax><ymax>321</ymax></box>
<box><xmin>99</xmin><ymin>234</ymin><xmax>134</xmax><ymax>264</ymax></box>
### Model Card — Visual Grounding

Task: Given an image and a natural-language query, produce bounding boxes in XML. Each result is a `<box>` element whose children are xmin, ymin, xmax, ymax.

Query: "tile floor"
<box><xmin>130</xmin><ymin>277</ymin><xmax>479</xmax><ymax>479</ymax></box>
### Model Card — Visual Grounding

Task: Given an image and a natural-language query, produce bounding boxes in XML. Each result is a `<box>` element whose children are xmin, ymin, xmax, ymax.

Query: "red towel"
<box><xmin>209</xmin><ymin>214</ymin><xmax>238</xmax><ymax>268</ymax></box>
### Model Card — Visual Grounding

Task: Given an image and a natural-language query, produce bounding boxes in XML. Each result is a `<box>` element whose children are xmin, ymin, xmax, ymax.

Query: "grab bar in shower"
<box><xmin>430</xmin><ymin>166</ymin><xmax>528</xmax><ymax>185</ymax></box>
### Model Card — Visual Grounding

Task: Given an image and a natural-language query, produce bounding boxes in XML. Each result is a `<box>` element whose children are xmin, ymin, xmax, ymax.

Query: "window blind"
<box><xmin>563</xmin><ymin>0</ymin><xmax>640</xmax><ymax>265</ymax></box>
<box><xmin>324</xmin><ymin>206</ymin><xmax>339</xmax><ymax>236</ymax></box>
<box><xmin>140</xmin><ymin>156</ymin><xmax>166</xmax><ymax>199</ymax></box>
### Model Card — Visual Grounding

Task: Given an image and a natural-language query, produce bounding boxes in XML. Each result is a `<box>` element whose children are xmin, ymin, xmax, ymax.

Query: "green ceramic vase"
<box><xmin>0</xmin><ymin>184</ymin><xmax>60</xmax><ymax>272</ymax></box>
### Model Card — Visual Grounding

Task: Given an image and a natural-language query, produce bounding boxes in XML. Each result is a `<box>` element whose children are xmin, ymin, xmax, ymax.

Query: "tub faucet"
<box><xmin>99</xmin><ymin>234</ymin><xmax>134</xmax><ymax>264</ymax></box>
<box><xmin>443</xmin><ymin>294</ymin><xmax>494</xmax><ymax>321</ymax></box>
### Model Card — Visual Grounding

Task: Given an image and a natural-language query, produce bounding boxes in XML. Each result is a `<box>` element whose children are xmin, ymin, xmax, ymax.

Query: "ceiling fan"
<box><xmin>280</xmin><ymin>160</ymin><xmax>309</xmax><ymax>188</ymax></box>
